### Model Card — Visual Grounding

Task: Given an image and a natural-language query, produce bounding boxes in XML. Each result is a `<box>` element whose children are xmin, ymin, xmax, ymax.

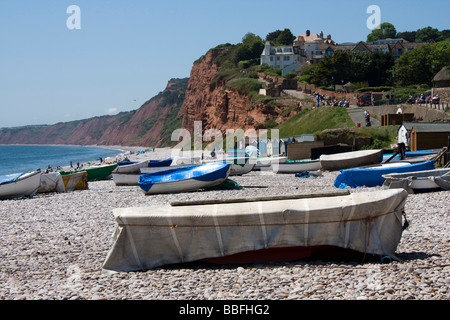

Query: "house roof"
<box><xmin>408</xmin><ymin>122</ymin><xmax>450</xmax><ymax>132</ymax></box>
<box><xmin>433</xmin><ymin>66</ymin><xmax>450</xmax><ymax>82</ymax></box>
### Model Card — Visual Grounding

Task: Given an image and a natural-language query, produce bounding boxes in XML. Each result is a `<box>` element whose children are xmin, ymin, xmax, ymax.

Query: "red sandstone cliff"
<box><xmin>180</xmin><ymin>49</ymin><xmax>300</xmax><ymax>136</ymax></box>
<box><xmin>0</xmin><ymin>78</ymin><xmax>188</xmax><ymax>147</ymax></box>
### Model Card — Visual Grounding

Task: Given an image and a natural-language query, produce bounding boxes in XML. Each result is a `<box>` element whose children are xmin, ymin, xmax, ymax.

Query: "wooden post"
<box><xmin>446</xmin><ymin>136</ymin><xmax>450</xmax><ymax>165</ymax></box>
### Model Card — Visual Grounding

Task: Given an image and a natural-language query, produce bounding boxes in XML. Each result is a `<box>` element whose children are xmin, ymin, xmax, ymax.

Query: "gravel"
<box><xmin>0</xmin><ymin>149</ymin><xmax>449</xmax><ymax>301</ymax></box>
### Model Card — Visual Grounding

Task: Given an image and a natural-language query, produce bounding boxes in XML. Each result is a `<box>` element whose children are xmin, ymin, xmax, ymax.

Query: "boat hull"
<box><xmin>320</xmin><ymin>149</ymin><xmax>383</xmax><ymax>171</ymax></box>
<box><xmin>138</xmin><ymin>162</ymin><xmax>231</xmax><ymax>195</ymax></box>
<box><xmin>273</xmin><ymin>159</ymin><xmax>320</xmax><ymax>173</ymax></box>
<box><xmin>204</xmin><ymin>157</ymin><xmax>255</xmax><ymax>176</ymax></box>
<box><xmin>37</xmin><ymin>172</ymin><xmax>65</xmax><ymax>193</ymax></box>
<box><xmin>61</xmin><ymin>171</ymin><xmax>88</xmax><ymax>192</ymax></box>
<box><xmin>113</xmin><ymin>160</ymin><xmax>149</xmax><ymax>173</ymax></box>
<box><xmin>0</xmin><ymin>170</ymin><xmax>42</xmax><ymax>200</ymax></box>
<box><xmin>112</xmin><ymin>173</ymin><xmax>141</xmax><ymax>186</ymax></box>
<box><xmin>382</xmin><ymin>168</ymin><xmax>450</xmax><ymax>193</ymax></box>
<box><xmin>102</xmin><ymin>189</ymin><xmax>408</xmax><ymax>272</ymax></box>
<box><xmin>59</xmin><ymin>163</ymin><xmax>118</xmax><ymax>182</ymax></box>
<box><xmin>253</xmin><ymin>156</ymin><xmax>287</xmax><ymax>170</ymax></box>
<box><xmin>334</xmin><ymin>160</ymin><xmax>436</xmax><ymax>189</ymax></box>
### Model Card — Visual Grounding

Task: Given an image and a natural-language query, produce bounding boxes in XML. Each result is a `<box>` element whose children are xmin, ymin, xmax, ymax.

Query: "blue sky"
<box><xmin>0</xmin><ymin>0</ymin><xmax>449</xmax><ymax>128</ymax></box>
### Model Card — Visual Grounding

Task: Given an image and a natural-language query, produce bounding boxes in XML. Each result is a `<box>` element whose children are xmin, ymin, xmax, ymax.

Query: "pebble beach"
<box><xmin>0</xmin><ymin>147</ymin><xmax>449</xmax><ymax>302</ymax></box>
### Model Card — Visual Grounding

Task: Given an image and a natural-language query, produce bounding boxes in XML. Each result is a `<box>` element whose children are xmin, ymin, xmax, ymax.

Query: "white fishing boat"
<box><xmin>273</xmin><ymin>159</ymin><xmax>320</xmax><ymax>173</ymax></box>
<box><xmin>382</xmin><ymin>168</ymin><xmax>450</xmax><ymax>193</ymax></box>
<box><xmin>102</xmin><ymin>188</ymin><xmax>408</xmax><ymax>273</ymax></box>
<box><xmin>227</xmin><ymin>157</ymin><xmax>255</xmax><ymax>176</ymax></box>
<box><xmin>203</xmin><ymin>157</ymin><xmax>255</xmax><ymax>176</ymax></box>
<box><xmin>0</xmin><ymin>170</ymin><xmax>42</xmax><ymax>200</ymax></box>
<box><xmin>113</xmin><ymin>160</ymin><xmax>150</xmax><ymax>174</ymax></box>
<box><xmin>112</xmin><ymin>172</ymin><xmax>142</xmax><ymax>186</ymax></box>
<box><xmin>37</xmin><ymin>172</ymin><xmax>65</xmax><ymax>193</ymax></box>
<box><xmin>138</xmin><ymin>161</ymin><xmax>231</xmax><ymax>195</ymax></box>
<box><xmin>253</xmin><ymin>156</ymin><xmax>287</xmax><ymax>170</ymax></box>
<box><xmin>320</xmin><ymin>149</ymin><xmax>383</xmax><ymax>171</ymax></box>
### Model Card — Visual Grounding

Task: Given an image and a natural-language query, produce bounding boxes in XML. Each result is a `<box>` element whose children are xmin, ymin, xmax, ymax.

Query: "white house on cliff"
<box><xmin>260</xmin><ymin>41</ymin><xmax>304</xmax><ymax>76</ymax></box>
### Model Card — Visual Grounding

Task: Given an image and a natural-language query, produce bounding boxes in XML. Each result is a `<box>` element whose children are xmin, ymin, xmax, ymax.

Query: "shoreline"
<box><xmin>0</xmin><ymin>167</ymin><xmax>448</xmax><ymax>300</ymax></box>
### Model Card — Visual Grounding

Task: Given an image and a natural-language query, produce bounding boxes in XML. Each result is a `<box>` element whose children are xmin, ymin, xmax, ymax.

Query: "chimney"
<box><xmin>320</xmin><ymin>31</ymin><xmax>323</xmax><ymax>38</ymax></box>
<box><xmin>306</xmin><ymin>30</ymin><xmax>310</xmax><ymax>36</ymax></box>
<box><xmin>327</xmin><ymin>34</ymin><xmax>331</xmax><ymax>40</ymax></box>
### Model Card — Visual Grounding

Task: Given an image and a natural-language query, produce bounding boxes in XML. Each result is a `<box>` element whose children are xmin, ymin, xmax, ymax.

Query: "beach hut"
<box><xmin>258</xmin><ymin>139</ymin><xmax>267</xmax><ymax>156</ymax></box>
<box><xmin>409</xmin><ymin>122</ymin><xmax>450</xmax><ymax>151</ymax></box>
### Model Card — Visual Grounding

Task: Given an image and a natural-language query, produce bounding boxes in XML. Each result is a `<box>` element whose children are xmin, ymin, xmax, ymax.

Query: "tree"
<box><xmin>397</xmin><ymin>31</ymin><xmax>416</xmax><ymax>42</ymax></box>
<box><xmin>275</xmin><ymin>28</ymin><xmax>295</xmax><ymax>45</ymax></box>
<box><xmin>393</xmin><ymin>41</ymin><xmax>450</xmax><ymax>86</ymax></box>
<box><xmin>310</xmin><ymin>51</ymin><xmax>352</xmax><ymax>87</ymax></box>
<box><xmin>233</xmin><ymin>33</ymin><xmax>264</xmax><ymax>64</ymax></box>
<box><xmin>441</xmin><ymin>30</ymin><xmax>450</xmax><ymax>41</ymax></box>
<box><xmin>367</xmin><ymin>22</ymin><xmax>397</xmax><ymax>42</ymax></box>
<box><xmin>415</xmin><ymin>26</ymin><xmax>443</xmax><ymax>42</ymax></box>
<box><xmin>265</xmin><ymin>30</ymin><xmax>282</xmax><ymax>42</ymax></box>
<box><xmin>348</xmin><ymin>51</ymin><xmax>372</xmax><ymax>83</ymax></box>
<box><xmin>367</xmin><ymin>52</ymin><xmax>395</xmax><ymax>86</ymax></box>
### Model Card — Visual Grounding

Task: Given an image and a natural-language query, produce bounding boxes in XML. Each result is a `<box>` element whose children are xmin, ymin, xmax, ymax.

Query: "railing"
<box><xmin>373</xmin><ymin>98</ymin><xmax>449</xmax><ymax>111</ymax></box>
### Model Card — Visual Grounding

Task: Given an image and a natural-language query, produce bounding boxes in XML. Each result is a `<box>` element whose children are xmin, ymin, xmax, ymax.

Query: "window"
<box><xmin>270</xmin><ymin>57</ymin><xmax>273</xmax><ymax>61</ymax></box>
<box><xmin>284</xmin><ymin>56</ymin><xmax>290</xmax><ymax>61</ymax></box>
<box><xmin>316</xmin><ymin>51</ymin><xmax>323</xmax><ymax>55</ymax></box>
<box><xmin>277</xmin><ymin>56</ymin><xmax>280</xmax><ymax>61</ymax></box>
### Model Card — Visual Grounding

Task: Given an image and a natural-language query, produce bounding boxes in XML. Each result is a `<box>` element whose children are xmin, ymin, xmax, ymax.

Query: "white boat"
<box><xmin>0</xmin><ymin>170</ymin><xmax>42</xmax><ymax>200</ymax></box>
<box><xmin>37</xmin><ymin>172</ymin><xmax>65</xmax><ymax>193</ymax></box>
<box><xmin>203</xmin><ymin>157</ymin><xmax>255</xmax><ymax>176</ymax></box>
<box><xmin>253</xmin><ymin>156</ymin><xmax>287</xmax><ymax>170</ymax></box>
<box><xmin>382</xmin><ymin>168</ymin><xmax>450</xmax><ymax>193</ymax></box>
<box><xmin>113</xmin><ymin>160</ymin><xmax>150</xmax><ymax>174</ymax></box>
<box><xmin>273</xmin><ymin>159</ymin><xmax>320</xmax><ymax>173</ymax></box>
<box><xmin>320</xmin><ymin>149</ymin><xmax>383</xmax><ymax>171</ymax></box>
<box><xmin>138</xmin><ymin>161</ymin><xmax>231</xmax><ymax>195</ymax></box>
<box><xmin>227</xmin><ymin>157</ymin><xmax>255</xmax><ymax>176</ymax></box>
<box><xmin>102</xmin><ymin>188</ymin><xmax>408</xmax><ymax>273</ymax></box>
<box><xmin>112</xmin><ymin>172</ymin><xmax>142</xmax><ymax>186</ymax></box>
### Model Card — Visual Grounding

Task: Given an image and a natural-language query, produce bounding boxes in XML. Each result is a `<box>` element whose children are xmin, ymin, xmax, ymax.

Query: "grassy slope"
<box><xmin>276</xmin><ymin>106</ymin><xmax>355</xmax><ymax>137</ymax></box>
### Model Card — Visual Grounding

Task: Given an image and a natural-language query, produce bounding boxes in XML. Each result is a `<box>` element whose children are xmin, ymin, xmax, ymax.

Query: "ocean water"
<box><xmin>0</xmin><ymin>145</ymin><xmax>124</xmax><ymax>176</ymax></box>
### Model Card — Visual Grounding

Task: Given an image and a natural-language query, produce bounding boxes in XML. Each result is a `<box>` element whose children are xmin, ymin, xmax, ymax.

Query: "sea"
<box><xmin>0</xmin><ymin>145</ymin><xmax>124</xmax><ymax>176</ymax></box>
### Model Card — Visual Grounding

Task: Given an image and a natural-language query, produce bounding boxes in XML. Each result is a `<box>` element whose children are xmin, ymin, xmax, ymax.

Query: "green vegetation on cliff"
<box><xmin>276</xmin><ymin>107</ymin><xmax>355</xmax><ymax>137</ymax></box>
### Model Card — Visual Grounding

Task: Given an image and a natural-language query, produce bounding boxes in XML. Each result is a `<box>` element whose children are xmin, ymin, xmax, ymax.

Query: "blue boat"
<box><xmin>148</xmin><ymin>158</ymin><xmax>173</xmax><ymax>167</ymax></box>
<box><xmin>334</xmin><ymin>160</ymin><xmax>436</xmax><ymax>189</ymax></box>
<box><xmin>138</xmin><ymin>161</ymin><xmax>231</xmax><ymax>194</ymax></box>
<box><xmin>382</xmin><ymin>149</ymin><xmax>440</xmax><ymax>162</ymax></box>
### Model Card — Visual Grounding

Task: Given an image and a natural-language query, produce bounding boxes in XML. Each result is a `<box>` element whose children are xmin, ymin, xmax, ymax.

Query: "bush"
<box><xmin>225</xmin><ymin>78</ymin><xmax>263</xmax><ymax>95</ymax></box>
<box><xmin>285</xmin><ymin>72</ymin><xmax>298</xmax><ymax>79</ymax></box>
<box><xmin>355</xmin><ymin>86</ymin><xmax>393</xmax><ymax>92</ymax></box>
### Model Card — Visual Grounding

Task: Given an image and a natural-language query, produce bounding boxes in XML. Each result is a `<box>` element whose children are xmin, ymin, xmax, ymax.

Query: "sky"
<box><xmin>0</xmin><ymin>0</ymin><xmax>449</xmax><ymax>128</ymax></box>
